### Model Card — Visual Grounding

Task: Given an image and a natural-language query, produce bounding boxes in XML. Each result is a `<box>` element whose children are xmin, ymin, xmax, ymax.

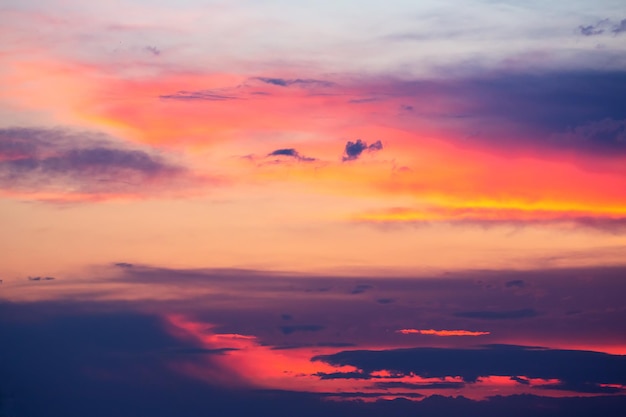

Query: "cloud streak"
<box><xmin>396</xmin><ymin>329</ymin><xmax>490</xmax><ymax>336</ymax></box>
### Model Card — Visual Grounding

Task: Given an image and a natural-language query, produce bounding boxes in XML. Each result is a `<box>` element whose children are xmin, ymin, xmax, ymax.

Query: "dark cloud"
<box><xmin>167</xmin><ymin>347</ymin><xmax>239</xmax><ymax>355</ymax></box>
<box><xmin>342</xmin><ymin>139</ymin><xmax>383</xmax><ymax>161</ymax></box>
<box><xmin>114</xmin><ymin>262</ymin><xmax>134</xmax><ymax>268</ymax></box>
<box><xmin>255</xmin><ymin>77</ymin><xmax>334</xmax><ymax>88</ymax></box>
<box><xmin>313</xmin><ymin>344</ymin><xmax>626</xmax><ymax>387</ymax></box>
<box><xmin>454</xmin><ymin>308</ymin><xmax>538</xmax><ymax>320</ymax></box>
<box><xmin>0</xmin><ymin>127</ymin><xmax>189</xmax><ymax>198</ymax></box>
<box><xmin>578</xmin><ymin>23</ymin><xmax>606</xmax><ymax>36</ymax></box>
<box><xmin>550</xmin><ymin>118</ymin><xmax>626</xmax><ymax>153</ymax></box>
<box><xmin>582</xmin><ymin>18</ymin><xmax>626</xmax><ymax>36</ymax></box>
<box><xmin>315</xmin><ymin>371</ymin><xmax>372</xmax><ymax>380</ymax></box>
<box><xmin>505</xmin><ymin>280</ymin><xmax>525</xmax><ymax>288</ymax></box>
<box><xmin>27</xmin><ymin>276</ymin><xmax>55</xmax><ymax>281</ymax></box>
<box><xmin>613</xmin><ymin>19</ymin><xmax>626</xmax><ymax>34</ymax></box>
<box><xmin>381</xmin><ymin>70</ymin><xmax>626</xmax><ymax>153</ymax></box>
<box><xmin>279</xmin><ymin>324</ymin><xmax>325</xmax><ymax>335</ymax></box>
<box><xmin>377</xmin><ymin>298</ymin><xmax>395</xmax><ymax>304</ymax></box>
<box><xmin>267</xmin><ymin>148</ymin><xmax>316</xmax><ymax>162</ymax></box>
<box><xmin>537</xmin><ymin>381</ymin><xmax>624</xmax><ymax>394</ymax></box>
<box><xmin>159</xmin><ymin>90</ymin><xmax>238</xmax><ymax>100</ymax></box>
<box><xmin>350</xmin><ymin>284</ymin><xmax>374</xmax><ymax>294</ymax></box>
<box><xmin>511</xmin><ymin>376</ymin><xmax>530</xmax><ymax>385</ymax></box>
<box><xmin>3</xmin><ymin>270</ymin><xmax>626</xmax><ymax>417</ymax></box>
<box><xmin>145</xmin><ymin>46</ymin><xmax>161</xmax><ymax>56</ymax></box>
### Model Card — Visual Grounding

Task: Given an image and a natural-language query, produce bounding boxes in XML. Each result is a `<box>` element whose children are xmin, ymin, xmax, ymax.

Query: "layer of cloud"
<box><xmin>453</xmin><ymin>309</ymin><xmax>538</xmax><ymax>320</ymax></box>
<box><xmin>353</xmin><ymin>206</ymin><xmax>626</xmax><ymax>233</ymax></box>
<box><xmin>313</xmin><ymin>344</ymin><xmax>626</xmax><ymax>388</ymax></box>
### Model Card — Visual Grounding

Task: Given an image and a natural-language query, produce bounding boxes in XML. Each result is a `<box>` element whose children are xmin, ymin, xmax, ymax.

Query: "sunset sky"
<box><xmin>1</xmin><ymin>1</ymin><xmax>626</xmax><ymax>416</ymax></box>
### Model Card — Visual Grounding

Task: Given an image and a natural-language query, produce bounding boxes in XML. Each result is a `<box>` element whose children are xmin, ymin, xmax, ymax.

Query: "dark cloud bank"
<box><xmin>2</xmin><ymin>265</ymin><xmax>626</xmax><ymax>416</ymax></box>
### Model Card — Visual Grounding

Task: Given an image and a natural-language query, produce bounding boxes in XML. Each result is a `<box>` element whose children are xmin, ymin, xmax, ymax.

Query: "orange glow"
<box><xmin>397</xmin><ymin>329</ymin><xmax>491</xmax><ymax>336</ymax></box>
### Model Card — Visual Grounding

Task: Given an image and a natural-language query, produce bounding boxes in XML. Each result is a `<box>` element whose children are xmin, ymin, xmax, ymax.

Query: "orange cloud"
<box><xmin>397</xmin><ymin>329</ymin><xmax>490</xmax><ymax>336</ymax></box>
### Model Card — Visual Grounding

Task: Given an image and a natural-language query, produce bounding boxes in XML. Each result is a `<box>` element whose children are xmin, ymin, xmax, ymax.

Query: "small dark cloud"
<box><xmin>579</xmin><ymin>25</ymin><xmax>604</xmax><ymax>36</ymax></box>
<box><xmin>342</xmin><ymin>139</ymin><xmax>383</xmax><ymax>161</ymax></box>
<box><xmin>280</xmin><ymin>314</ymin><xmax>293</xmax><ymax>321</ymax></box>
<box><xmin>28</xmin><ymin>276</ymin><xmax>55</xmax><ymax>281</ymax></box>
<box><xmin>145</xmin><ymin>46</ymin><xmax>161</xmax><ymax>56</ymax></box>
<box><xmin>255</xmin><ymin>77</ymin><xmax>334</xmax><ymax>88</ymax></box>
<box><xmin>510</xmin><ymin>376</ymin><xmax>530</xmax><ymax>385</ymax></box>
<box><xmin>377</xmin><ymin>298</ymin><xmax>395</xmax><ymax>304</ymax></box>
<box><xmin>315</xmin><ymin>371</ymin><xmax>372</xmax><ymax>380</ymax></box>
<box><xmin>400</xmin><ymin>104</ymin><xmax>414</xmax><ymax>111</ymax></box>
<box><xmin>279</xmin><ymin>324</ymin><xmax>325</xmax><ymax>335</ymax></box>
<box><xmin>505</xmin><ymin>280</ymin><xmax>525</xmax><ymax>288</ymax></box>
<box><xmin>454</xmin><ymin>308</ymin><xmax>538</xmax><ymax>320</ymax></box>
<box><xmin>350</xmin><ymin>284</ymin><xmax>373</xmax><ymax>294</ymax></box>
<box><xmin>267</xmin><ymin>148</ymin><xmax>316</xmax><ymax>162</ymax></box>
<box><xmin>114</xmin><ymin>262</ymin><xmax>134</xmax><ymax>268</ymax></box>
<box><xmin>159</xmin><ymin>90</ymin><xmax>239</xmax><ymax>101</ymax></box>
<box><xmin>612</xmin><ymin>19</ymin><xmax>626</xmax><ymax>34</ymax></box>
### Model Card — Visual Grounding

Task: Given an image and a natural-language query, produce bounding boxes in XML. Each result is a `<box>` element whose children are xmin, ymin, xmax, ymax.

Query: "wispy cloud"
<box><xmin>267</xmin><ymin>148</ymin><xmax>316</xmax><ymax>162</ymax></box>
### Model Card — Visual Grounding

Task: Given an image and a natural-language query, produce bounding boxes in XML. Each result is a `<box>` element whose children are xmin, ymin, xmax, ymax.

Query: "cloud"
<box><xmin>28</xmin><ymin>276</ymin><xmax>56</xmax><ymax>281</ymax></box>
<box><xmin>159</xmin><ymin>90</ymin><xmax>239</xmax><ymax>100</ymax></box>
<box><xmin>578</xmin><ymin>22</ymin><xmax>606</xmax><ymax>36</ymax></box>
<box><xmin>373</xmin><ymin>381</ymin><xmax>465</xmax><ymax>390</ymax></box>
<box><xmin>267</xmin><ymin>148</ymin><xmax>316</xmax><ymax>162</ymax></box>
<box><xmin>255</xmin><ymin>77</ymin><xmax>334</xmax><ymax>88</ymax></box>
<box><xmin>312</xmin><ymin>344</ymin><xmax>626</xmax><ymax>387</ymax></box>
<box><xmin>550</xmin><ymin>118</ymin><xmax>626</xmax><ymax>153</ymax></box>
<box><xmin>314</xmin><ymin>371</ymin><xmax>372</xmax><ymax>380</ymax></box>
<box><xmin>279</xmin><ymin>324</ymin><xmax>325</xmax><ymax>335</ymax></box>
<box><xmin>505</xmin><ymin>280</ymin><xmax>525</xmax><ymax>288</ymax></box>
<box><xmin>453</xmin><ymin>308</ymin><xmax>538</xmax><ymax>320</ymax></box>
<box><xmin>354</xmin><ymin>206</ymin><xmax>626</xmax><ymax>233</ymax></box>
<box><xmin>396</xmin><ymin>329</ymin><xmax>490</xmax><ymax>336</ymax></box>
<box><xmin>537</xmin><ymin>381</ymin><xmax>624</xmax><ymax>394</ymax></box>
<box><xmin>0</xmin><ymin>127</ymin><xmax>194</xmax><ymax>200</ymax></box>
<box><xmin>342</xmin><ymin>139</ymin><xmax>383</xmax><ymax>161</ymax></box>
<box><xmin>114</xmin><ymin>262</ymin><xmax>134</xmax><ymax>268</ymax></box>
<box><xmin>613</xmin><ymin>19</ymin><xmax>626</xmax><ymax>34</ymax></box>
<box><xmin>350</xmin><ymin>284</ymin><xmax>373</xmax><ymax>294</ymax></box>
<box><xmin>145</xmin><ymin>46</ymin><xmax>161</xmax><ymax>56</ymax></box>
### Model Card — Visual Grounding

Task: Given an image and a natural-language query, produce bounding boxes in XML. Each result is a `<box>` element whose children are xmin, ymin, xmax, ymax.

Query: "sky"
<box><xmin>1</xmin><ymin>1</ymin><xmax>626</xmax><ymax>416</ymax></box>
